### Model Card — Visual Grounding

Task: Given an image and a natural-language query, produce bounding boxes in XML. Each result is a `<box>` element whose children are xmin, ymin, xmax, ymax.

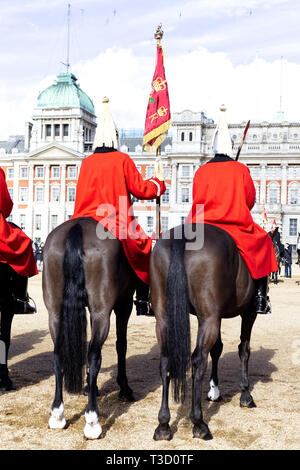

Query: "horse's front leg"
<box><xmin>154</xmin><ymin>319</ymin><xmax>172</xmax><ymax>441</ymax></box>
<box><xmin>84</xmin><ymin>312</ymin><xmax>110</xmax><ymax>440</ymax></box>
<box><xmin>238</xmin><ymin>312</ymin><xmax>257</xmax><ymax>408</ymax></box>
<box><xmin>114</xmin><ymin>300</ymin><xmax>135</xmax><ymax>402</ymax></box>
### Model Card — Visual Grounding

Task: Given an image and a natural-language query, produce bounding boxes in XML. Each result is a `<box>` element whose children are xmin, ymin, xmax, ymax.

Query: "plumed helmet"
<box><xmin>93</xmin><ymin>97</ymin><xmax>119</xmax><ymax>150</ymax></box>
<box><xmin>212</xmin><ymin>105</ymin><xmax>232</xmax><ymax>157</ymax></box>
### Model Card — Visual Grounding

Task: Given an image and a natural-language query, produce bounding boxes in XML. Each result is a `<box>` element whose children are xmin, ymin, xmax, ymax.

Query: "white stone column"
<box><xmin>43</xmin><ymin>164</ymin><xmax>50</xmax><ymax>242</ymax></box>
<box><xmin>61</xmin><ymin>164</ymin><xmax>66</xmax><ymax>222</ymax></box>
<box><xmin>170</xmin><ymin>163</ymin><xmax>177</xmax><ymax>207</ymax></box>
<box><xmin>27</xmin><ymin>163</ymin><xmax>34</xmax><ymax>239</ymax></box>
<box><xmin>260</xmin><ymin>163</ymin><xmax>266</xmax><ymax>204</ymax></box>
<box><xmin>281</xmin><ymin>162</ymin><xmax>287</xmax><ymax>205</ymax></box>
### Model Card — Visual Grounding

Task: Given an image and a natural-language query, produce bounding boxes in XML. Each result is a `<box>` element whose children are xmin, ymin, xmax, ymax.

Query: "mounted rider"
<box><xmin>186</xmin><ymin>106</ymin><xmax>278</xmax><ymax>314</ymax></box>
<box><xmin>71</xmin><ymin>97</ymin><xmax>166</xmax><ymax>316</ymax></box>
<box><xmin>0</xmin><ymin>167</ymin><xmax>37</xmax><ymax>314</ymax></box>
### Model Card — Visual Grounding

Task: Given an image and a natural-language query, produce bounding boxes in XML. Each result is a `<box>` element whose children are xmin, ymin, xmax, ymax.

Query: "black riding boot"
<box><xmin>254</xmin><ymin>276</ymin><xmax>271</xmax><ymax>314</ymax></box>
<box><xmin>11</xmin><ymin>274</ymin><xmax>36</xmax><ymax>314</ymax></box>
<box><xmin>134</xmin><ymin>277</ymin><xmax>154</xmax><ymax>317</ymax></box>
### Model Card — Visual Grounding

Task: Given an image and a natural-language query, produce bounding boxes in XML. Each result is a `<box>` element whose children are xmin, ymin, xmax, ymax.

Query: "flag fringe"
<box><xmin>143</xmin><ymin>119</ymin><xmax>171</xmax><ymax>152</ymax></box>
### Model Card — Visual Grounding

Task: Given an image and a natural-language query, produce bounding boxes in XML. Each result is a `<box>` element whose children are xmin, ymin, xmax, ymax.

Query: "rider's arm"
<box><xmin>124</xmin><ymin>156</ymin><xmax>166</xmax><ymax>200</ymax></box>
<box><xmin>0</xmin><ymin>168</ymin><xmax>13</xmax><ymax>218</ymax></box>
<box><xmin>243</xmin><ymin>166</ymin><xmax>256</xmax><ymax>210</ymax></box>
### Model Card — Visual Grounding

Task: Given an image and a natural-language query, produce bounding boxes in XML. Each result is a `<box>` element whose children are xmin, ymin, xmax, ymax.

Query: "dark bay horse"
<box><xmin>150</xmin><ymin>223</ymin><xmax>274</xmax><ymax>441</ymax></box>
<box><xmin>43</xmin><ymin>217</ymin><xmax>136</xmax><ymax>439</ymax></box>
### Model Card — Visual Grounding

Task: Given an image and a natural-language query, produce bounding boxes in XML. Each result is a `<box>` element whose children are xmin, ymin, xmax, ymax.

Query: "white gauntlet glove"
<box><xmin>154</xmin><ymin>158</ymin><xmax>165</xmax><ymax>181</ymax></box>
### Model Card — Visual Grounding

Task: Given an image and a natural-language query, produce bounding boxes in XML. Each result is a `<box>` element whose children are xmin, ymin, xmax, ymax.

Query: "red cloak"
<box><xmin>0</xmin><ymin>168</ymin><xmax>38</xmax><ymax>277</ymax></box>
<box><xmin>72</xmin><ymin>150</ymin><xmax>166</xmax><ymax>284</ymax></box>
<box><xmin>186</xmin><ymin>158</ymin><xmax>278</xmax><ymax>279</ymax></box>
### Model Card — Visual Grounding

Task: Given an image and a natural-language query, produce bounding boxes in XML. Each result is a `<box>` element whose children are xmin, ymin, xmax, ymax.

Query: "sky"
<box><xmin>1</xmin><ymin>0</ymin><xmax>300</xmax><ymax>139</ymax></box>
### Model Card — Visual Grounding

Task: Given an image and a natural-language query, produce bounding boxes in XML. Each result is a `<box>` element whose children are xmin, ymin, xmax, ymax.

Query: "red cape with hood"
<box><xmin>72</xmin><ymin>149</ymin><xmax>166</xmax><ymax>284</ymax></box>
<box><xmin>0</xmin><ymin>168</ymin><xmax>38</xmax><ymax>277</ymax></box>
<box><xmin>186</xmin><ymin>155</ymin><xmax>278</xmax><ymax>279</ymax></box>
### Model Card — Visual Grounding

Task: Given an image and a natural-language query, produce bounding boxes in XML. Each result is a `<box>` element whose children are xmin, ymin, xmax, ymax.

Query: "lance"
<box><xmin>235</xmin><ymin>120</ymin><xmax>250</xmax><ymax>161</ymax></box>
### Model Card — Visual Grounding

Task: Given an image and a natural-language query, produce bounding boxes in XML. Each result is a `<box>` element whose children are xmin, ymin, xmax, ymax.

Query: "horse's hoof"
<box><xmin>118</xmin><ymin>388</ymin><xmax>135</xmax><ymax>402</ymax></box>
<box><xmin>0</xmin><ymin>379</ymin><xmax>16</xmax><ymax>391</ymax></box>
<box><xmin>240</xmin><ymin>393</ymin><xmax>256</xmax><ymax>408</ymax></box>
<box><xmin>193</xmin><ymin>423</ymin><xmax>213</xmax><ymax>440</ymax></box>
<box><xmin>84</xmin><ymin>411</ymin><xmax>102</xmax><ymax>440</ymax></box>
<box><xmin>153</xmin><ymin>425</ymin><xmax>172</xmax><ymax>441</ymax></box>
<box><xmin>48</xmin><ymin>404</ymin><xmax>67</xmax><ymax>429</ymax></box>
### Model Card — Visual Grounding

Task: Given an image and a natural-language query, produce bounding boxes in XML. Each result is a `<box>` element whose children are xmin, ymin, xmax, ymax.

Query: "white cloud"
<box><xmin>1</xmin><ymin>46</ymin><xmax>300</xmax><ymax>140</ymax></box>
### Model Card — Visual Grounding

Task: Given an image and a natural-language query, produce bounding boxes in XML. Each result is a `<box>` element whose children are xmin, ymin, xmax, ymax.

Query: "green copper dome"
<box><xmin>37</xmin><ymin>73</ymin><xmax>95</xmax><ymax>115</ymax></box>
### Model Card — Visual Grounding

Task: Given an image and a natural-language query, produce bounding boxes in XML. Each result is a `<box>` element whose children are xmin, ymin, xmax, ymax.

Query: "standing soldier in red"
<box><xmin>72</xmin><ymin>97</ymin><xmax>166</xmax><ymax>315</ymax></box>
<box><xmin>186</xmin><ymin>106</ymin><xmax>278</xmax><ymax>314</ymax></box>
<box><xmin>0</xmin><ymin>167</ymin><xmax>37</xmax><ymax>313</ymax></box>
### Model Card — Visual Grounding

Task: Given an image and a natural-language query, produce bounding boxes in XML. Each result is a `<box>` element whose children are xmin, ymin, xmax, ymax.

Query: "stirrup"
<box><xmin>14</xmin><ymin>295</ymin><xmax>37</xmax><ymax>315</ymax></box>
<box><xmin>134</xmin><ymin>299</ymin><xmax>154</xmax><ymax>317</ymax></box>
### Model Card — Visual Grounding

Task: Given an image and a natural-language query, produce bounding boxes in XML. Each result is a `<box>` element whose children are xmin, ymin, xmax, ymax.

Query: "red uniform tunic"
<box><xmin>72</xmin><ymin>150</ymin><xmax>166</xmax><ymax>284</ymax></box>
<box><xmin>186</xmin><ymin>157</ymin><xmax>278</xmax><ymax>279</ymax></box>
<box><xmin>0</xmin><ymin>168</ymin><xmax>38</xmax><ymax>277</ymax></box>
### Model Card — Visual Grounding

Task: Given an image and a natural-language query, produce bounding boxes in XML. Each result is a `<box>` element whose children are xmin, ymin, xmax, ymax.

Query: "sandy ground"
<box><xmin>0</xmin><ymin>265</ymin><xmax>299</xmax><ymax>451</ymax></box>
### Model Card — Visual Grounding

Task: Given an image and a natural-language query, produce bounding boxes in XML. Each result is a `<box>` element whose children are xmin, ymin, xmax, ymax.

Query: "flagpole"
<box><xmin>154</xmin><ymin>24</ymin><xmax>163</xmax><ymax>240</ymax></box>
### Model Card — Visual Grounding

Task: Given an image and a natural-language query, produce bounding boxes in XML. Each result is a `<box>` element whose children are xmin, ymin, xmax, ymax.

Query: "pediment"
<box><xmin>28</xmin><ymin>143</ymin><xmax>82</xmax><ymax>160</ymax></box>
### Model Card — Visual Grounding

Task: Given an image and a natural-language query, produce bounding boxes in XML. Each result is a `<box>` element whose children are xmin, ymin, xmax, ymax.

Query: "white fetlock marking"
<box><xmin>207</xmin><ymin>379</ymin><xmax>221</xmax><ymax>401</ymax></box>
<box><xmin>48</xmin><ymin>403</ymin><xmax>66</xmax><ymax>429</ymax></box>
<box><xmin>84</xmin><ymin>411</ymin><xmax>102</xmax><ymax>440</ymax></box>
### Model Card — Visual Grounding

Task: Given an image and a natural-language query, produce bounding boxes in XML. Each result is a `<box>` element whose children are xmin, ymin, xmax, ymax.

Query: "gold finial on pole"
<box><xmin>154</xmin><ymin>23</ymin><xmax>163</xmax><ymax>45</ymax></box>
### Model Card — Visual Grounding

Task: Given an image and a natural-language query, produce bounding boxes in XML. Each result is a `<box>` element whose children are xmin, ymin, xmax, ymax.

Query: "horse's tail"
<box><xmin>167</xmin><ymin>227</ymin><xmax>191</xmax><ymax>403</ymax></box>
<box><xmin>57</xmin><ymin>223</ymin><xmax>87</xmax><ymax>394</ymax></box>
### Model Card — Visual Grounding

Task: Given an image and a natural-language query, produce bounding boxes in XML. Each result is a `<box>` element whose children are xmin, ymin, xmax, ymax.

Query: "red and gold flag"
<box><xmin>262</xmin><ymin>204</ymin><xmax>268</xmax><ymax>226</ymax></box>
<box><xmin>143</xmin><ymin>45</ymin><xmax>171</xmax><ymax>153</ymax></box>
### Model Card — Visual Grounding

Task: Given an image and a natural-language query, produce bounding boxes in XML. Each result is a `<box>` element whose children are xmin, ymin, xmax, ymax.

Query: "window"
<box><xmin>52</xmin><ymin>166</ymin><xmax>60</xmax><ymax>178</ymax></box>
<box><xmin>36</xmin><ymin>166</ymin><xmax>44</xmax><ymax>178</ymax></box>
<box><xmin>19</xmin><ymin>214</ymin><xmax>26</xmax><ymax>230</ymax></box>
<box><xmin>7</xmin><ymin>168</ymin><xmax>14</xmax><ymax>179</ymax></box>
<box><xmin>189</xmin><ymin>132</ymin><xmax>193</xmax><ymax>142</ymax></box>
<box><xmin>20</xmin><ymin>187</ymin><xmax>28</xmax><ymax>202</ymax></box>
<box><xmin>63</xmin><ymin>124</ymin><xmax>69</xmax><ymax>137</ymax></box>
<box><xmin>268</xmin><ymin>183</ymin><xmax>279</xmax><ymax>204</ymax></box>
<box><xmin>289</xmin><ymin>219</ymin><xmax>297</xmax><ymax>236</ymax></box>
<box><xmin>182</xmin><ymin>165</ymin><xmax>190</xmax><ymax>177</ymax></box>
<box><xmin>51</xmin><ymin>215</ymin><xmax>58</xmax><ymax>230</ymax></box>
<box><xmin>46</xmin><ymin>124</ymin><xmax>51</xmax><ymax>137</ymax></box>
<box><xmin>8</xmin><ymin>188</ymin><xmax>13</xmax><ymax>200</ymax></box>
<box><xmin>181</xmin><ymin>216</ymin><xmax>185</xmax><ymax>225</ymax></box>
<box><xmin>68</xmin><ymin>187</ymin><xmax>76</xmax><ymax>202</ymax></box>
<box><xmin>162</xmin><ymin>189</ymin><xmax>169</xmax><ymax>203</ymax></box>
<box><xmin>147</xmin><ymin>216</ymin><xmax>154</xmax><ymax>233</ymax></box>
<box><xmin>288</xmin><ymin>166</ymin><xmax>300</xmax><ymax>179</ymax></box>
<box><xmin>249</xmin><ymin>166</ymin><xmax>261</xmax><ymax>179</ymax></box>
<box><xmin>181</xmin><ymin>187</ymin><xmax>190</xmax><ymax>203</ymax></box>
<box><xmin>54</xmin><ymin>124</ymin><xmax>60</xmax><ymax>137</ymax></box>
<box><xmin>164</xmin><ymin>166</ymin><xmax>171</xmax><ymax>178</ymax></box>
<box><xmin>290</xmin><ymin>187</ymin><xmax>299</xmax><ymax>205</ymax></box>
<box><xmin>68</xmin><ymin>166</ymin><xmax>76</xmax><ymax>178</ymax></box>
<box><xmin>51</xmin><ymin>186</ymin><xmax>60</xmax><ymax>202</ymax></box>
<box><xmin>36</xmin><ymin>187</ymin><xmax>44</xmax><ymax>202</ymax></box>
<box><xmin>181</xmin><ymin>132</ymin><xmax>185</xmax><ymax>142</ymax></box>
<box><xmin>20</xmin><ymin>167</ymin><xmax>28</xmax><ymax>178</ymax></box>
<box><xmin>146</xmin><ymin>166</ymin><xmax>154</xmax><ymax>178</ymax></box>
<box><xmin>161</xmin><ymin>217</ymin><xmax>168</xmax><ymax>232</ymax></box>
<box><xmin>35</xmin><ymin>215</ymin><xmax>42</xmax><ymax>230</ymax></box>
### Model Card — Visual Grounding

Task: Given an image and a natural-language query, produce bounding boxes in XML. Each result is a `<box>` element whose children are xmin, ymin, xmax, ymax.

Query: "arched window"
<box><xmin>181</xmin><ymin>132</ymin><xmax>185</xmax><ymax>142</ymax></box>
<box><xmin>267</xmin><ymin>182</ymin><xmax>280</xmax><ymax>204</ymax></box>
<box><xmin>288</xmin><ymin>182</ymin><xmax>299</xmax><ymax>205</ymax></box>
<box><xmin>189</xmin><ymin>132</ymin><xmax>193</xmax><ymax>142</ymax></box>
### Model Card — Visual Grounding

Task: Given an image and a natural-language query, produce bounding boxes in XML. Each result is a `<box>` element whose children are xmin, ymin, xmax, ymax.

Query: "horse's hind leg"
<box><xmin>84</xmin><ymin>311</ymin><xmax>111</xmax><ymax>440</ymax></box>
<box><xmin>48</xmin><ymin>314</ymin><xmax>66</xmax><ymax>429</ymax></box>
<box><xmin>153</xmin><ymin>317</ymin><xmax>172</xmax><ymax>441</ymax></box>
<box><xmin>239</xmin><ymin>312</ymin><xmax>257</xmax><ymax>408</ymax></box>
<box><xmin>114</xmin><ymin>299</ymin><xmax>135</xmax><ymax>402</ymax></box>
<box><xmin>190</xmin><ymin>317</ymin><xmax>220</xmax><ymax>440</ymax></box>
<box><xmin>207</xmin><ymin>330</ymin><xmax>223</xmax><ymax>402</ymax></box>
<box><xmin>0</xmin><ymin>307</ymin><xmax>15</xmax><ymax>391</ymax></box>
